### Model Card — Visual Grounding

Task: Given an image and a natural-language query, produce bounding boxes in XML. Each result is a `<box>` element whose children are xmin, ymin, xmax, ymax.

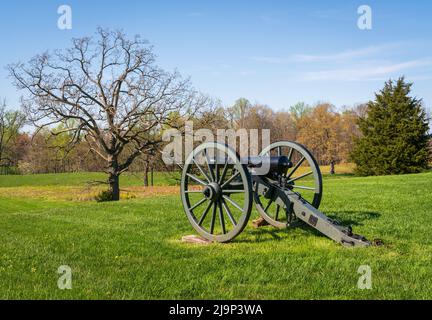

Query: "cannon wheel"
<box><xmin>181</xmin><ymin>142</ymin><xmax>252</xmax><ymax>242</ymax></box>
<box><xmin>254</xmin><ymin>141</ymin><xmax>323</xmax><ymax>228</ymax></box>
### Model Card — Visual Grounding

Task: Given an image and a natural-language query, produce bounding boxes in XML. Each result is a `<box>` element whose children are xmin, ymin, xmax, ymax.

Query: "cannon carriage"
<box><xmin>180</xmin><ymin>141</ymin><xmax>371</xmax><ymax>247</ymax></box>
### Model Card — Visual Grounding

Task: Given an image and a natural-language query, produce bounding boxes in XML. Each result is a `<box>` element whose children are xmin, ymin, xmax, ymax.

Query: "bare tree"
<box><xmin>9</xmin><ymin>28</ymin><xmax>206</xmax><ymax>200</ymax></box>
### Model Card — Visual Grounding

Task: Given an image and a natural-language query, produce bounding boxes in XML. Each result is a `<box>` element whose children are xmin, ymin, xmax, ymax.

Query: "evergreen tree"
<box><xmin>351</xmin><ymin>77</ymin><xmax>430</xmax><ymax>176</ymax></box>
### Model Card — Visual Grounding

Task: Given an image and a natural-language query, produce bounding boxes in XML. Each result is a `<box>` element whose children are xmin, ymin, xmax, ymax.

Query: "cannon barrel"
<box><xmin>245</xmin><ymin>156</ymin><xmax>292</xmax><ymax>176</ymax></box>
<box><xmin>208</xmin><ymin>155</ymin><xmax>292</xmax><ymax>176</ymax></box>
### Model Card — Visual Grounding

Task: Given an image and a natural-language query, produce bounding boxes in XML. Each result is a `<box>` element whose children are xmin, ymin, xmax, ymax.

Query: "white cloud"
<box><xmin>301</xmin><ymin>59</ymin><xmax>432</xmax><ymax>81</ymax></box>
<box><xmin>252</xmin><ymin>43</ymin><xmax>405</xmax><ymax>64</ymax></box>
<box><xmin>293</xmin><ymin>44</ymin><xmax>402</xmax><ymax>62</ymax></box>
<box><xmin>251</xmin><ymin>42</ymin><xmax>432</xmax><ymax>82</ymax></box>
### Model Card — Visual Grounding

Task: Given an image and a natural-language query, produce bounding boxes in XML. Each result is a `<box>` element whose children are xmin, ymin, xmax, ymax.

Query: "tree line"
<box><xmin>0</xmin><ymin>98</ymin><xmax>365</xmax><ymax>172</ymax></box>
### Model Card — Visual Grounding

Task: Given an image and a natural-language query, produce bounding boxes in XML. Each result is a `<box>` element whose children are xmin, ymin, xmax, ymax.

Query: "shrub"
<box><xmin>95</xmin><ymin>190</ymin><xmax>114</xmax><ymax>202</ymax></box>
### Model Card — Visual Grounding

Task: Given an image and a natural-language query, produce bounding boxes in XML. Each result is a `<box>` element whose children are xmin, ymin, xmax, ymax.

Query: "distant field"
<box><xmin>1</xmin><ymin>169</ymin><xmax>432</xmax><ymax>299</ymax></box>
<box><xmin>0</xmin><ymin>163</ymin><xmax>354</xmax><ymax>188</ymax></box>
<box><xmin>0</xmin><ymin>164</ymin><xmax>353</xmax><ymax>201</ymax></box>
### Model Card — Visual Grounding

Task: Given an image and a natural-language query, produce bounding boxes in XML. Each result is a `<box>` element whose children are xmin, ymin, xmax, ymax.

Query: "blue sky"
<box><xmin>0</xmin><ymin>0</ymin><xmax>431</xmax><ymax>112</ymax></box>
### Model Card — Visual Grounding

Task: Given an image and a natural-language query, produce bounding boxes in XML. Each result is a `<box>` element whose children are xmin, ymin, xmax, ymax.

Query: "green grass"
<box><xmin>1</xmin><ymin>171</ymin><xmax>432</xmax><ymax>299</ymax></box>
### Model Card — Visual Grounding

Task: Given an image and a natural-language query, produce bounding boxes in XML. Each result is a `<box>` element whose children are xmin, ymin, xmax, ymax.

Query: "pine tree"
<box><xmin>351</xmin><ymin>77</ymin><xmax>430</xmax><ymax>176</ymax></box>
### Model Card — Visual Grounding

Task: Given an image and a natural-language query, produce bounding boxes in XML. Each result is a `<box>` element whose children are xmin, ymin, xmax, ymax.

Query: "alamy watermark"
<box><xmin>357</xmin><ymin>265</ymin><xmax>372</xmax><ymax>289</ymax></box>
<box><xmin>57</xmin><ymin>265</ymin><xmax>72</xmax><ymax>290</ymax></box>
<box><xmin>162</xmin><ymin>121</ymin><xmax>271</xmax><ymax>173</ymax></box>
<box><xmin>58</xmin><ymin>5</ymin><xmax>72</xmax><ymax>30</ymax></box>
<box><xmin>357</xmin><ymin>5</ymin><xmax>372</xmax><ymax>30</ymax></box>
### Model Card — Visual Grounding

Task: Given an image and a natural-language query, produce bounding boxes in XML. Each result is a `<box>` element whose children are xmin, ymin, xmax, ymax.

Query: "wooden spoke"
<box><xmin>275</xmin><ymin>204</ymin><xmax>280</xmax><ymax>221</ymax></box>
<box><xmin>185</xmin><ymin>190</ymin><xmax>203</xmax><ymax>194</ymax></box>
<box><xmin>221</xmin><ymin>198</ymin><xmax>237</xmax><ymax>226</ymax></box>
<box><xmin>291</xmin><ymin>185</ymin><xmax>315</xmax><ymax>191</ymax></box>
<box><xmin>287</xmin><ymin>171</ymin><xmax>313</xmax><ymax>184</ymax></box>
<box><xmin>287</xmin><ymin>156</ymin><xmax>305</xmax><ymax>179</ymax></box>
<box><xmin>218</xmin><ymin>201</ymin><xmax>226</xmax><ymax>234</ymax></box>
<box><xmin>222</xmin><ymin>195</ymin><xmax>243</xmax><ymax>212</ymax></box>
<box><xmin>192</xmin><ymin>158</ymin><xmax>212</xmax><ymax>183</ymax></box>
<box><xmin>218</xmin><ymin>157</ymin><xmax>229</xmax><ymax>185</ymax></box>
<box><xmin>198</xmin><ymin>201</ymin><xmax>213</xmax><ymax>226</ymax></box>
<box><xmin>210</xmin><ymin>202</ymin><xmax>217</xmax><ymax>234</ymax></box>
<box><xmin>222</xmin><ymin>190</ymin><xmax>245</xmax><ymax>194</ymax></box>
<box><xmin>203</xmin><ymin>149</ymin><xmax>215</xmax><ymax>182</ymax></box>
<box><xmin>215</xmin><ymin>161</ymin><xmax>219</xmax><ymax>183</ymax></box>
<box><xmin>189</xmin><ymin>198</ymin><xmax>207</xmax><ymax>211</ymax></box>
<box><xmin>287</xmin><ymin>148</ymin><xmax>294</xmax><ymax>161</ymax></box>
<box><xmin>264</xmin><ymin>199</ymin><xmax>273</xmax><ymax>212</ymax></box>
<box><xmin>221</xmin><ymin>170</ymin><xmax>241</xmax><ymax>189</ymax></box>
<box><xmin>187</xmin><ymin>173</ymin><xmax>207</xmax><ymax>186</ymax></box>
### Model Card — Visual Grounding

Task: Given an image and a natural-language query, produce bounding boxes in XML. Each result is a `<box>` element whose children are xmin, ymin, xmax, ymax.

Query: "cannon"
<box><xmin>180</xmin><ymin>141</ymin><xmax>371</xmax><ymax>247</ymax></box>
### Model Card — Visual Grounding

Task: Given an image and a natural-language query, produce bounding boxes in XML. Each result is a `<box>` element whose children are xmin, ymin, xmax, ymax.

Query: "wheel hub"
<box><xmin>203</xmin><ymin>182</ymin><xmax>222</xmax><ymax>201</ymax></box>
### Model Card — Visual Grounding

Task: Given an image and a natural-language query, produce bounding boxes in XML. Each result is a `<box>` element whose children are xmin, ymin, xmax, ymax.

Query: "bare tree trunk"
<box><xmin>109</xmin><ymin>172</ymin><xmax>120</xmax><ymax>201</ymax></box>
<box><xmin>151</xmin><ymin>166</ymin><xmax>154</xmax><ymax>186</ymax></box>
<box><xmin>330</xmin><ymin>160</ymin><xmax>335</xmax><ymax>175</ymax></box>
<box><xmin>108</xmin><ymin>155</ymin><xmax>120</xmax><ymax>201</ymax></box>
<box><xmin>144</xmin><ymin>162</ymin><xmax>149</xmax><ymax>187</ymax></box>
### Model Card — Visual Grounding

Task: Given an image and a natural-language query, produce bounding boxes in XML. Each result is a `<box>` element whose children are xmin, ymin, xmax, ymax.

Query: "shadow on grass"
<box><xmin>238</xmin><ymin>227</ymin><xmax>287</xmax><ymax>243</ymax></box>
<box><xmin>238</xmin><ymin>211</ymin><xmax>381</xmax><ymax>243</ymax></box>
<box><xmin>327</xmin><ymin>211</ymin><xmax>381</xmax><ymax>227</ymax></box>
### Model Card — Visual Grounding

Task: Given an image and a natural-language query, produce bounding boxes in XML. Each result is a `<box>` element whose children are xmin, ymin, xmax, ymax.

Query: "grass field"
<box><xmin>1</xmin><ymin>170</ymin><xmax>432</xmax><ymax>299</ymax></box>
